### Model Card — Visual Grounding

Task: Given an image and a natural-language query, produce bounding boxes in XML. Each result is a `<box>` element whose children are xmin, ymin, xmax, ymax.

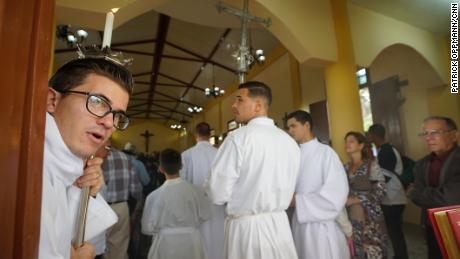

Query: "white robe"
<box><xmin>292</xmin><ymin>138</ymin><xmax>350</xmax><ymax>259</ymax></box>
<box><xmin>181</xmin><ymin>141</ymin><xmax>225</xmax><ymax>259</ymax></box>
<box><xmin>141</xmin><ymin>178</ymin><xmax>211</xmax><ymax>259</ymax></box>
<box><xmin>206</xmin><ymin>117</ymin><xmax>300</xmax><ymax>259</ymax></box>
<box><xmin>39</xmin><ymin>113</ymin><xmax>117</xmax><ymax>259</ymax></box>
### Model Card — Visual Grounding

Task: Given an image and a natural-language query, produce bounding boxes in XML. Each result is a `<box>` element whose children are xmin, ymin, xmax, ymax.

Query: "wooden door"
<box><xmin>0</xmin><ymin>0</ymin><xmax>54</xmax><ymax>258</ymax></box>
<box><xmin>369</xmin><ymin>76</ymin><xmax>405</xmax><ymax>154</ymax></box>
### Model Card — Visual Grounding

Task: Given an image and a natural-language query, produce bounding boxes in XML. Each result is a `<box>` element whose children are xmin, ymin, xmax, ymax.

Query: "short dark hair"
<box><xmin>368</xmin><ymin>124</ymin><xmax>386</xmax><ymax>139</ymax></box>
<box><xmin>345</xmin><ymin>131</ymin><xmax>373</xmax><ymax>161</ymax></box>
<box><xmin>49</xmin><ymin>58</ymin><xmax>134</xmax><ymax>95</ymax></box>
<box><xmin>286</xmin><ymin>110</ymin><xmax>313</xmax><ymax>130</ymax></box>
<box><xmin>160</xmin><ymin>148</ymin><xmax>182</xmax><ymax>175</ymax></box>
<box><xmin>424</xmin><ymin>116</ymin><xmax>458</xmax><ymax>131</ymax></box>
<box><xmin>195</xmin><ymin>122</ymin><xmax>211</xmax><ymax>137</ymax></box>
<box><xmin>238</xmin><ymin>81</ymin><xmax>272</xmax><ymax>106</ymax></box>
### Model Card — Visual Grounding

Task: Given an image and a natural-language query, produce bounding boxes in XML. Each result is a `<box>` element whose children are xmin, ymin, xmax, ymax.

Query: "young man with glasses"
<box><xmin>40</xmin><ymin>58</ymin><xmax>133</xmax><ymax>259</ymax></box>
<box><xmin>408</xmin><ymin>116</ymin><xmax>460</xmax><ymax>259</ymax></box>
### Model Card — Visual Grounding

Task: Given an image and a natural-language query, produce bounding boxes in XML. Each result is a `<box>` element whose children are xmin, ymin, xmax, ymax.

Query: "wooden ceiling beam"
<box><xmin>55</xmin><ymin>38</ymin><xmax>157</xmax><ymax>53</ymax></box>
<box><xmin>130</xmin><ymin>97</ymin><xmax>177</xmax><ymax>103</ymax></box>
<box><xmin>127</xmin><ymin>101</ymin><xmax>192</xmax><ymax>118</ymax></box>
<box><xmin>146</xmin><ymin>14</ymin><xmax>171</xmax><ymax>119</ymax></box>
<box><xmin>158</xmin><ymin>72</ymin><xmax>204</xmax><ymax>91</ymax></box>
<box><xmin>132</xmin><ymin>90</ymin><xmax>199</xmax><ymax>107</ymax></box>
<box><xmin>167</xmin><ymin>28</ymin><xmax>231</xmax><ymax>121</ymax></box>
<box><xmin>110</xmin><ymin>48</ymin><xmax>205</xmax><ymax>63</ymax></box>
<box><xmin>128</xmin><ymin>103</ymin><xmax>148</xmax><ymax>109</ymax></box>
<box><xmin>165</xmin><ymin>40</ymin><xmax>236</xmax><ymax>74</ymax></box>
<box><xmin>184</xmin><ymin>28</ymin><xmax>231</xmax><ymax>97</ymax></box>
<box><xmin>150</xmin><ymin>102</ymin><xmax>192</xmax><ymax>118</ymax></box>
<box><xmin>128</xmin><ymin>109</ymin><xmax>169</xmax><ymax>113</ymax></box>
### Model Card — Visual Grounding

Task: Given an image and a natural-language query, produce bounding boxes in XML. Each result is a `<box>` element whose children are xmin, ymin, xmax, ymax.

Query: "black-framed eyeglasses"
<box><xmin>59</xmin><ymin>90</ymin><xmax>129</xmax><ymax>130</ymax></box>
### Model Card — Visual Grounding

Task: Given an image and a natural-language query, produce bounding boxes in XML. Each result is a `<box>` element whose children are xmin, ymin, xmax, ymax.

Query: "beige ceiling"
<box><xmin>54</xmin><ymin>0</ymin><xmax>447</xmax><ymax>125</ymax></box>
<box><xmin>350</xmin><ymin>0</ymin><xmax>451</xmax><ymax>35</ymax></box>
<box><xmin>54</xmin><ymin>5</ymin><xmax>279</xmax><ymax>124</ymax></box>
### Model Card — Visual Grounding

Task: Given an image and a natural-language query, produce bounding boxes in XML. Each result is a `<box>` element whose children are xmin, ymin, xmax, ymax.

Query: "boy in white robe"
<box><xmin>206</xmin><ymin>81</ymin><xmax>300</xmax><ymax>259</ymax></box>
<box><xmin>142</xmin><ymin>149</ymin><xmax>211</xmax><ymax>259</ymax></box>
<box><xmin>181</xmin><ymin>122</ymin><xmax>225</xmax><ymax>259</ymax></box>
<box><xmin>286</xmin><ymin>110</ymin><xmax>350</xmax><ymax>259</ymax></box>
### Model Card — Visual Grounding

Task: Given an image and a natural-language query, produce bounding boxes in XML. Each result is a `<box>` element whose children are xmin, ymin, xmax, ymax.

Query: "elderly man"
<box><xmin>408</xmin><ymin>116</ymin><xmax>460</xmax><ymax>259</ymax></box>
<box><xmin>41</xmin><ymin>57</ymin><xmax>133</xmax><ymax>259</ymax></box>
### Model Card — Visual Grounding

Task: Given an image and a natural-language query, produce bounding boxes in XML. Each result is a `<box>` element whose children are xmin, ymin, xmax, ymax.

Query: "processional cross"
<box><xmin>217</xmin><ymin>0</ymin><xmax>271</xmax><ymax>83</ymax></box>
<box><xmin>141</xmin><ymin>130</ymin><xmax>154</xmax><ymax>153</ymax></box>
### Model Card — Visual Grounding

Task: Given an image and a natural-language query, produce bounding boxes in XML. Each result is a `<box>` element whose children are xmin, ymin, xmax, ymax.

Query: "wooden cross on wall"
<box><xmin>140</xmin><ymin>130</ymin><xmax>154</xmax><ymax>153</ymax></box>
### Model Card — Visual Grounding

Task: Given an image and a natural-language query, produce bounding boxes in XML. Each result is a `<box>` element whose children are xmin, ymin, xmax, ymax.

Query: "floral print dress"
<box><xmin>345</xmin><ymin>160</ymin><xmax>388</xmax><ymax>259</ymax></box>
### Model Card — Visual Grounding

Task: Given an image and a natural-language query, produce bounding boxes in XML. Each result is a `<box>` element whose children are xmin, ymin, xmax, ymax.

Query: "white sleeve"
<box><xmin>141</xmin><ymin>193</ymin><xmax>157</xmax><ymax>235</ymax></box>
<box><xmin>180</xmin><ymin>150</ymin><xmax>192</xmax><ymax>183</ymax></box>
<box><xmin>336</xmin><ymin>208</ymin><xmax>353</xmax><ymax>237</ymax></box>
<box><xmin>295</xmin><ymin>149</ymin><xmax>349</xmax><ymax>223</ymax></box>
<box><xmin>196</xmin><ymin>188</ymin><xmax>212</xmax><ymax>222</ymax></box>
<box><xmin>205</xmin><ymin>136</ymin><xmax>241</xmax><ymax>205</ymax></box>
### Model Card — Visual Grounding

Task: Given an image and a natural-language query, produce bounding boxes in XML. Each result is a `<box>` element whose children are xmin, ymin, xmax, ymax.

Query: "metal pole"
<box><xmin>238</xmin><ymin>0</ymin><xmax>249</xmax><ymax>84</ymax></box>
<box><xmin>72</xmin><ymin>155</ymin><xmax>94</xmax><ymax>247</ymax></box>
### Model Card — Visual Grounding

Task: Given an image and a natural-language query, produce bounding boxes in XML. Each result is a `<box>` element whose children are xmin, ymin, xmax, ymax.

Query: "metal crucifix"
<box><xmin>217</xmin><ymin>0</ymin><xmax>271</xmax><ymax>83</ymax></box>
<box><xmin>140</xmin><ymin>130</ymin><xmax>154</xmax><ymax>153</ymax></box>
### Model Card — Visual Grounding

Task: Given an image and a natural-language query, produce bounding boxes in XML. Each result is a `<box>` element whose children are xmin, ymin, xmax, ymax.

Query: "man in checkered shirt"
<box><xmin>97</xmin><ymin>142</ymin><xmax>142</xmax><ymax>259</ymax></box>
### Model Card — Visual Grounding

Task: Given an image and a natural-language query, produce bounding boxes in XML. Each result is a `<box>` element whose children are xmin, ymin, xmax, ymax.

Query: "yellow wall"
<box><xmin>251</xmin><ymin>0</ymin><xmax>337</xmax><ymax>64</ymax></box>
<box><xmin>220</xmin><ymin>90</ymin><xmax>238</xmax><ymax>133</ymax></box>
<box><xmin>348</xmin><ymin>4</ymin><xmax>448</xmax><ymax>84</ymax></box>
<box><xmin>370</xmin><ymin>44</ymin><xmax>452</xmax><ymax>160</ymax></box>
<box><xmin>299</xmin><ymin>63</ymin><xmax>327</xmax><ymax>111</ymax></box>
<box><xmin>204</xmin><ymin>102</ymin><xmax>221</xmax><ymax>135</ymax></box>
<box><xmin>111</xmin><ymin>120</ymin><xmax>183</xmax><ymax>153</ymax></box>
<box><xmin>253</xmin><ymin>53</ymin><xmax>294</xmax><ymax>126</ymax></box>
<box><xmin>183</xmin><ymin>48</ymin><xmax>295</xmax><ymax>151</ymax></box>
<box><xmin>215</xmin><ymin>52</ymin><xmax>294</xmax><ymax>131</ymax></box>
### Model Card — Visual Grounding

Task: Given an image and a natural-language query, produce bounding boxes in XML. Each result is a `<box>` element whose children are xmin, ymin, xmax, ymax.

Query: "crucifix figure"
<box><xmin>217</xmin><ymin>0</ymin><xmax>271</xmax><ymax>83</ymax></box>
<box><xmin>140</xmin><ymin>130</ymin><xmax>154</xmax><ymax>153</ymax></box>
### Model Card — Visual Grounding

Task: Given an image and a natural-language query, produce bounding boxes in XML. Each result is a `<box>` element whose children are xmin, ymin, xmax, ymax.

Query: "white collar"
<box><xmin>247</xmin><ymin>116</ymin><xmax>274</xmax><ymax>126</ymax></box>
<box><xmin>196</xmin><ymin>140</ymin><xmax>212</xmax><ymax>146</ymax></box>
<box><xmin>300</xmin><ymin>138</ymin><xmax>319</xmax><ymax>148</ymax></box>
<box><xmin>43</xmin><ymin>113</ymin><xmax>84</xmax><ymax>187</ymax></box>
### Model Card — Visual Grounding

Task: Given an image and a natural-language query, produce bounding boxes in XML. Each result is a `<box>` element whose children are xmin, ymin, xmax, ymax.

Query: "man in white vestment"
<box><xmin>286</xmin><ymin>110</ymin><xmax>350</xmax><ymax>259</ymax></box>
<box><xmin>142</xmin><ymin>149</ymin><xmax>211</xmax><ymax>259</ymax></box>
<box><xmin>181</xmin><ymin>122</ymin><xmax>225</xmax><ymax>259</ymax></box>
<box><xmin>40</xmin><ymin>58</ymin><xmax>133</xmax><ymax>259</ymax></box>
<box><xmin>206</xmin><ymin>81</ymin><xmax>300</xmax><ymax>259</ymax></box>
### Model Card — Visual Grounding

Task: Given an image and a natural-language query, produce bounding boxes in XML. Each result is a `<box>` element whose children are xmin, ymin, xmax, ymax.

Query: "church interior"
<box><xmin>1</xmin><ymin>0</ymin><xmax>459</xmax><ymax>258</ymax></box>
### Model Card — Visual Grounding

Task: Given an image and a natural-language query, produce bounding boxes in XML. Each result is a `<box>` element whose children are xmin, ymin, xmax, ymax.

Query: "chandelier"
<box><xmin>56</xmin><ymin>25</ymin><xmax>88</xmax><ymax>47</ymax></box>
<box><xmin>170</xmin><ymin>124</ymin><xmax>184</xmax><ymax>130</ymax></box>
<box><xmin>187</xmin><ymin>106</ymin><xmax>203</xmax><ymax>113</ymax></box>
<box><xmin>204</xmin><ymin>64</ymin><xmax>225</xmax><ymax>97</ymax></box>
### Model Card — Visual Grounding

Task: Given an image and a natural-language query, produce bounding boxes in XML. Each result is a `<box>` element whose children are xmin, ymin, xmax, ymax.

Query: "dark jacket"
<box><xmin>409</xmin><ymin>146</ymin><xmax>460</xmax><ymax>224</ymax></box>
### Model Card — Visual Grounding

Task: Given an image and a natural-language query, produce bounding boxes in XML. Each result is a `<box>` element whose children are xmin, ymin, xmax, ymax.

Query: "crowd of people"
<box><xmin>39</xmin><ymin>57</ymin><xmax>459</xmax><ymax>259</ymax></box>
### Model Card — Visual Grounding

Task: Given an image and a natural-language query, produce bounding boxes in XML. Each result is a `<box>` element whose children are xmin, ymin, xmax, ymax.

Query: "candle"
<box><xmin>102</xmin><ymin>11</ymin><xmax>114</xmax><ymax>48</ymax></box>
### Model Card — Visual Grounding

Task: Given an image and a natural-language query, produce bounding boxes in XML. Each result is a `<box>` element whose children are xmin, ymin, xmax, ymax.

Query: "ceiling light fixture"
<box><xmin>205</xmin><ymin>64</ymin><xmax>225</xmax><ymax>97</ymax></box>
<box><xmin>56</xmin><ymin>25</ymin><xmax>88</xmax><ymax>47</ymax></box>
<box><xmin>187</xmin><ymin>106</ymin><xmax>203</xmax><ymax>113</ymax></box>
<box><xmin>170</xmin><ymin>124</ymin><xmax>183</xmax><ymax>130</ymax></box>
